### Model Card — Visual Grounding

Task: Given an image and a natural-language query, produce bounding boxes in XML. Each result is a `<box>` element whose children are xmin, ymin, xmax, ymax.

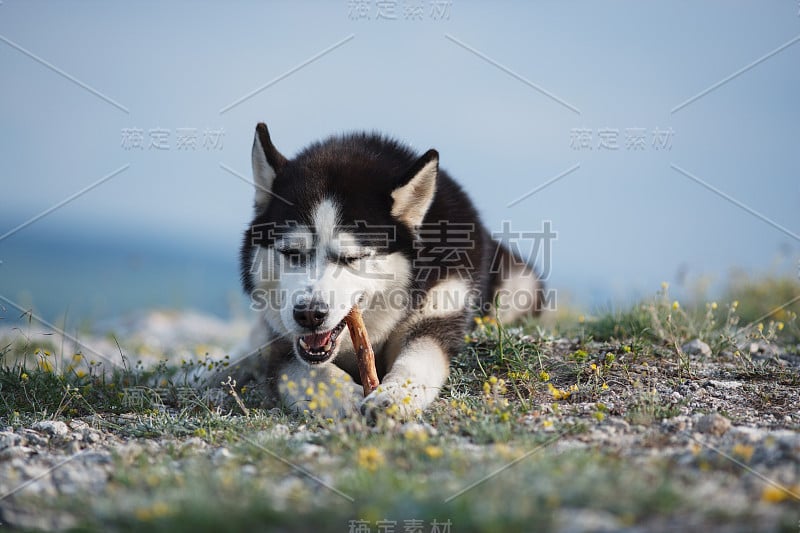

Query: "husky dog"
<box><xmin>229</xmin><ymin>123</ymin><xmax>543</xmax><ymax>418</ymax></box>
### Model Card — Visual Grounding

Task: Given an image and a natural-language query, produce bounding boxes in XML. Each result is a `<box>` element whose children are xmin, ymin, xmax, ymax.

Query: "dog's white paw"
<box><xmin>359</xmin><ymin>381</ymin><xmax>428</xmax><ymax>421</ymax></box>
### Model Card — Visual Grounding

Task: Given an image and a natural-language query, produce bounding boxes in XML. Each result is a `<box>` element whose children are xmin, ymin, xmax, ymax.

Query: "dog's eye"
<box><xmin>335</xmin><ymin>255</ymin><xmax>359</xmax><ymax>266</ymax></box>
<box><xmin>279</xmin><ymin>249</ymin><xmax>309</xmax><ymax>266</ymax></box>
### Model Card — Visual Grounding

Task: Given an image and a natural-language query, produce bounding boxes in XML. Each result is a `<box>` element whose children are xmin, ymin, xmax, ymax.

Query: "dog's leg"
<box><xmin>361</xmin><ymin>335</ymin><xmax>450</xmax><ymax>419</ymax></box>
<box><xmin>277</xmin><ymin>357</ymin><xmax>364</xmax><ymax>418</ymax></box>
<box><xmin>360</xmin><ymin>276</ymin><xmax>474</xmax><ymax>419</ymax></box>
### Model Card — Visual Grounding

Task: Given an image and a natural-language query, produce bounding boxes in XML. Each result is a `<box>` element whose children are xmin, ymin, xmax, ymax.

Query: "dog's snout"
<box><xmin>293</xmin><ymin>301</ymin><xmax>329</xmax><ymax>330</ymax></box>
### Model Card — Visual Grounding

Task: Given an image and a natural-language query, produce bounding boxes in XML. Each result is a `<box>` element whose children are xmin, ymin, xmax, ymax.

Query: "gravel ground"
<box><xmin>0</xmin><ymin>313</ymin><xmax>798</xmax><ymax>531</ymax></box>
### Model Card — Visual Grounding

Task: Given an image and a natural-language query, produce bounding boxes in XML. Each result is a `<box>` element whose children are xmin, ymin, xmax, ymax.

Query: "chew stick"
<box><xmin>345</xmin><ymin>305</ymin><xmax>380</xmax><ymax>396</ymax></box>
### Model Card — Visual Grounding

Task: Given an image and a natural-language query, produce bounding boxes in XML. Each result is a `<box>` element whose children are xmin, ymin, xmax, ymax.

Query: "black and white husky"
<box><xmin>226</xmin><ymin>123</ymin><xmax>544</xmax><ymax>418</ymax></box>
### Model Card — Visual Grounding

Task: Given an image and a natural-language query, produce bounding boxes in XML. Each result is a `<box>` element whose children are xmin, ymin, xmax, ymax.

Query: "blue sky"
<box><xmin>1</xmin><ymin>1</ymin><xmax>798</xmax><ymax>319</ymax></box>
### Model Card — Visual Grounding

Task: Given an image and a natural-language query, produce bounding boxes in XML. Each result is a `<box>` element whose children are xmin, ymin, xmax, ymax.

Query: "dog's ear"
<box><xmin>252</xmin><ymin>123</ymin><xmax>287</xmax><ymax>209</ymax></box>
<box><xmin>391</xmin><ymin>149</ymin><xmax>438</xmax><ymax>229</ymax></box>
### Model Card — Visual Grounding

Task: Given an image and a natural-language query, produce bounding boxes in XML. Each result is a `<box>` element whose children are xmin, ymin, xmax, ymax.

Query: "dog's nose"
<box><xmin>293</xmin><ymin>301</ymin><xmax>329</xmax><ymax>330</ymax></box>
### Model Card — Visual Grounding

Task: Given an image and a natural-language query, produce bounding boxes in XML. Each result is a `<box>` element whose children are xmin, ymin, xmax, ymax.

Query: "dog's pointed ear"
<box><xmin>391</xmin><ymin>149</ymin><xmax>438</xmax><ymax>229</ymax></box>
<box><xmin>252</xmin><ymin>123</ymin><xmax>287</xmax><ymax>209</ymax></box>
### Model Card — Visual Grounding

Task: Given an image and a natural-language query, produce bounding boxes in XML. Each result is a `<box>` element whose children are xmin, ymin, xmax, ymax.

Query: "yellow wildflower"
<box><xmin>404</xmin><ymin>428</ymin><xmax>428</xmax><ymax>442</ymax></box>
<box><xmin>731</xmin><ymin>443</ymin><xmax>754</xmax><ymax>463</ymax></box>
<box><xmin>424</xmin><ymin>446</ymin><xmax>443</xmax><ymax>459</ymax></box>
<box><xmin>357</xmin><ymin>447</ymin><xmax>385</xmax><ymax>472</ymax></box>
<box><xmin>548</xmin><ymin>382</ymin><xmax>572</xmax><ymax>400</ymax></box>
<box><xmin>760</xmin><ymin>484</ymin><xmax>799</xmax><ymax>504</ymax></box>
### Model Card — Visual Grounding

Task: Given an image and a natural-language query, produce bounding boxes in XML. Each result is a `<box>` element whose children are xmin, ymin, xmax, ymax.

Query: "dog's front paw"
<box><xmin>359</xmin><ymin>381</ymin><xmax>426</xmax><ymax>422</ymax></box>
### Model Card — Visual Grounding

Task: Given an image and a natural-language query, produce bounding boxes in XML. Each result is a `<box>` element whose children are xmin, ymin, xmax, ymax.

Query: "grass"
<box><xmin>0</xmin><ymin>275</ymin><xmax>799</xmax><ymax>531</ymax></box>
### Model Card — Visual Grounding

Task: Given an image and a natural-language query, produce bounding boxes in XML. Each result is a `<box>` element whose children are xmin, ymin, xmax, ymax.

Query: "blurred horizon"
<box><xmin>1</xmin><ymin>217</ymin><xmax>796</xmax><ymax>325</ymax></box>
<box><xmin>1</xmin><ymin>1</ymin><xmax>798</xmax><ymax>324</ymax></box>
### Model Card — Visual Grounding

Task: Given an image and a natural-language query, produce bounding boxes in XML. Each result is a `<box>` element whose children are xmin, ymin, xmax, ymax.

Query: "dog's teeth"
<box><xmin>323</xmin><ymin>341</ymin><xmax>333</xmax><ymax>352</ymax></box>
<box><xmin>299</xmin><ymin>338</ymin><xmax>310</xmax><ymax>351</ymax></box>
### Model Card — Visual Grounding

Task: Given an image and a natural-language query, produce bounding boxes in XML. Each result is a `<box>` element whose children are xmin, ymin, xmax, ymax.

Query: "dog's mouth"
<box><xmin>295</xmin><ymin>318</ymin><xmax>347</xmax><ymax>364</ymax></box>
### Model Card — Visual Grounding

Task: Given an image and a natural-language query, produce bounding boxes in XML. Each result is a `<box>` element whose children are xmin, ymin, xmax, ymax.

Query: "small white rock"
<box><xmin>68</xmin><ymin>420</ymin><xmax>89</xmax><ymax>432</ymax></box>
<box><xmin>682</xmin><ymin>339</ymin><xmax>711</xmax><ymax>357</ymax></box>
<box><xmin>706</xmin><ymin>380</ymin><xmax>742</xmax><ymax>390</ymax></box>
<box><xmin>555</xmin><ymin>508</ymin><xmax>621</xmax><ymax>533</ymax></box>
<box><xmin>179</xmin><ymin>437</ymin><xmax>206</xmax><ymax>454</ymax></box>
<box><xmin>606</xmin><ymin>417</ymin><xmax>629</xmax><ymax>432</ymax></box>
<box><xmin>399</xmin><ymin>422</ymin><xmax>438</xmax><ymax>438</ymax></box>
<box><xmin>0</xmin><ymin>431</ymin><xmax>22</xmax><ymax>450</ymax></box>
<box><xmin>82</xmin><ymin>451</ymin><xmax>112</xmax><ymax>465</ymax></box>
<box><xmin>729</xmin><ymin>426</ymin><xmax>767</xmax><ymax>443</ymax></box>
<box><xmin>211</xmin><ymin>447</ymin><xmax>232</xmax><ymax>464</ymax></box>
<box><xmin>695</xmin><ymin>413</ymin><xmax>731</xmax><ymax>437</ymax></box>
<box><xmin>0</xmin><ymin>446</ymin><xmax>35</xmax><ymax>461</ymax></box>
<box><xmin>21</xmin><ymin>429</ymin><xmax>49</xmax><ymax>447</ymax></box>
<box><xmin>32</xmin><ymin>421</ymin><xmax>69</xmax><ymax>438</ymax></box>
<box><xmin>298</xmin><ymin>443</ymin><xmax>325</xmax><ymax>458</ymax></box>
<box><xmin>271</xmin><ymin>424</ymin><xmax>290</xmax><ymax>438</ymax></box>
<box><xmin>84</xmin><ymin>430</ymin><xmax>101</xmax><ymax>444</ymax></box>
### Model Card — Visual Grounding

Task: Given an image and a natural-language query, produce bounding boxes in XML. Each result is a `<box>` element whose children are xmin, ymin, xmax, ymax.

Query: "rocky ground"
<box><xmin>0</xmin><ymin>311</ymin><xmax>798</xmax><ymax>531</ymax></box>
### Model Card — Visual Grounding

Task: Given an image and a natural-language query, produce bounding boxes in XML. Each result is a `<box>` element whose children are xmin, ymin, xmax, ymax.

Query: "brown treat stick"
<box><xmin>345</xmin><ymin>305</ymin><xmax>380</xmax><ymax>396</ymax></box>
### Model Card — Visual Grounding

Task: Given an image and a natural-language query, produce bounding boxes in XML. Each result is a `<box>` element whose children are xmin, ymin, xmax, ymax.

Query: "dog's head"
<box><xmin>241</xmin><ymin>123</ymin><xmax>439</xmax><ymax>365</ymax></box>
